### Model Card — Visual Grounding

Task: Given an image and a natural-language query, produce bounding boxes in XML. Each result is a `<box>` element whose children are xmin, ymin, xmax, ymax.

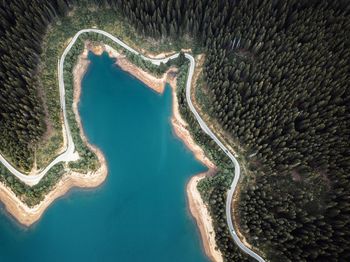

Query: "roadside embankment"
<box><xmin>89</xmin><ymin>44</ymin><xmax>222</xmax><ymax>262</ymax></box>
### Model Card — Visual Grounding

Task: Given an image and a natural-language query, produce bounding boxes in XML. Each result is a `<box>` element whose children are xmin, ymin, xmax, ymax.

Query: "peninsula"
<box><xmin>0</xmin><ymin>28</ymin><xmax>262</xmax><ymax>261</ymax></box>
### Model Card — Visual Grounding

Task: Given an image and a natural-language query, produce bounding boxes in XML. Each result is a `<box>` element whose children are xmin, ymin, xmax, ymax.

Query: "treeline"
<box><xmin>104</xmin><ymin>0</ymin><xmax>350</xmax><ymax>260</ymax></box>
<box><xmin>95</xmin><ymin>0</ymin><xmax>350</xmax><ymax>260</ymax></box>
<box><xmin>0</xmin><ymin>1</ymin><xmax>72</xmax><ymax>170</ymax></box>
<box><xmin>0</xmin><ymin>0</ymin><xmax>349</xmax><ymax>261</ymax></box>
<box><xmin>199</xmin><ymin>1</ymin><xmax>350</xmax><ymax>261</ymax></box>
<box><xmin>62</xmin><ymin>34</ymin><xmax>100</xmax><ymax>172</ymax></box>
<box><xmin>176</xmin><ymin>62</ymin><xmax>251</xmax><ymax>261</ymax></box>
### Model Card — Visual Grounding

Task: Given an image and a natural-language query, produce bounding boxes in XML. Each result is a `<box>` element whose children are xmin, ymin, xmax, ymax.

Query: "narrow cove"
<box><xmin>0</xmin><ymin>51</ymin><xmax>209</xmax><ymax>262</ymax></box>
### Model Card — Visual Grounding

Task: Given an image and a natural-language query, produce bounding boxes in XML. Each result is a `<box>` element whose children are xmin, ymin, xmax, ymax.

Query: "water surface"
<box><xmin>0</xmin><ymin>52</ymin><xmax>209</xmax><ymax>262</ymax></box>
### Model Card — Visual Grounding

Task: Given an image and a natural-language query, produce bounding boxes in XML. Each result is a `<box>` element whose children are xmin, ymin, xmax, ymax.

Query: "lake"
<box><xmin>0</xmin><ymin>52</ymin><xmax>209</xmax><ymax>262</ymax></box>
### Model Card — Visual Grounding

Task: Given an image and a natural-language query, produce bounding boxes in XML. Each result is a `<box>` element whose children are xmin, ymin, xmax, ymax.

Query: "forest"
<box><xmin>0</xmin><ymin>0</ymin><xmax>349</xmax><ymax>261</ymax></box>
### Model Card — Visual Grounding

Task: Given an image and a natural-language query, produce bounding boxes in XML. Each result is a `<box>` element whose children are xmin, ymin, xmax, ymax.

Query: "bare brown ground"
<box><xmin>187</xmin><ymin>174</ymin><xmax>223</xmax><ymax>262</ymax></box>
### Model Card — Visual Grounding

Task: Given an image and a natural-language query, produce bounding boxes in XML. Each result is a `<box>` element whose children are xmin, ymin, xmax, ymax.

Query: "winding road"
<box><xmin>0</xmin><ymin>29</ymin><xmax>265</xmax><ymax>262</ymax></box>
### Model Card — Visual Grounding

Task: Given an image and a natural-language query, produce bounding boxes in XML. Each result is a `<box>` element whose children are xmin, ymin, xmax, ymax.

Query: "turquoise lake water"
<box><xmin>0</xmin><ymin>52</ymin><xmax>209</xmax><ymax>262</ymax></box>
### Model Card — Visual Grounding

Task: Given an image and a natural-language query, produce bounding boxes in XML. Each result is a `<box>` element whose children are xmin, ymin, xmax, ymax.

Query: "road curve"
<box><xmin>0</xmin><ymin>28</ymin><xmax>265</xmax><ymax>261</ymax></box>
<box><xmin>184</xmin><ymin>54</ymin><xmax>265</xmax><ymax>262</ymax></box>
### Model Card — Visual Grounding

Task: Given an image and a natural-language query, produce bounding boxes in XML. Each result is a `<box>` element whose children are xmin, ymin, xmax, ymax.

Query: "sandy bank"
<box><xmin>187</xmin><ymin>174</ymin><xmax>223</xmax><ymax>262</ymax></box>
<box><xmin>90</xmin><ymin>43</ymin><xmax>215</xmax><ymax>169</ymax></box>
<box><xmin>105</xmin><ymin>44</ymin><xmax>167</xmax><ymax>93</ymax></box>
<box><xmin>0</xmin><ymin>46</ymin><xmax>108</xmax><ymax>227</ymax></box>
<box><xmin>0</xmin><ymin>165</ymin><xmax>106</xmax><ymax>226</ymax></box>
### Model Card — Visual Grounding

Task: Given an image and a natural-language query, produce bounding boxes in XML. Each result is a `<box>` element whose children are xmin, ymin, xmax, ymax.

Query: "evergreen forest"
<box><xmin>0</xmin><ymin>0</ymin><xmax>349</xmax><ymax>261</ymax></box>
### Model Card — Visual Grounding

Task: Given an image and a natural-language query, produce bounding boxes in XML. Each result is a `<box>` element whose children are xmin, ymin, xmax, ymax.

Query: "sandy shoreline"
<box><xmin>0</xmin><ymin>42</ymin><xmax>222</xmax><ymax>262</ymax></box>
<box><xmin>0</xmin><ymin>47</ymin><xmax>108</xmax><ymax>227</ymax></box>
<box><xmin>187</xmin><ymin>174</ymin><xmax>223</xmax><ymax>262</ymax></box>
